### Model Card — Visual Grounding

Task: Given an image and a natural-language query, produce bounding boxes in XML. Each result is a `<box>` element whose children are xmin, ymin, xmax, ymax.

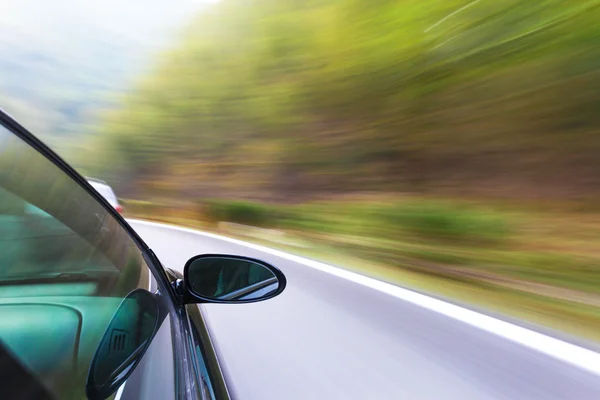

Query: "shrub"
<box><xmin>376</xmin><ymin>201</ymin><xmax>510</xmax><ymax>243</ymax></box>
<box><xmin>271</xmin><ymin>204</ymin><xmax>327</xmax><ymax>231</ymax></box>
<box><xmin>203</xmin><ymin>199</ymin><xmax>271</xmax><ymax>227</ymax></box>
<box><xmin>201</xmin><ymin>198</ymin><xmax>510</xmax><ymax>243</ymax></box>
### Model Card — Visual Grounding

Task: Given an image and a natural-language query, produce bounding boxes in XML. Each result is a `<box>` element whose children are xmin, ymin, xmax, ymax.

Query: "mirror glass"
<box><xmin>187</xmin><ymin>256</ymin><xmax>281</xmax><ymax>301</ymax></box>
<box><xmin>86</xmin><ymin>289</ymin><xmax>159</xmax><ymax>400</ymax></box>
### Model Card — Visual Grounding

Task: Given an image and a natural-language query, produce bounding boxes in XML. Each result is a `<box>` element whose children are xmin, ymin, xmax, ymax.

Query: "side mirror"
<box><xmin>86</xmin><ymin>289</ymin><xmax>162</xmax><ymax>400</ymax></box>
<box><xmin>183</xmin><ymin>254</ymin><xmax>286</xmax><ymax>303</ymax></box>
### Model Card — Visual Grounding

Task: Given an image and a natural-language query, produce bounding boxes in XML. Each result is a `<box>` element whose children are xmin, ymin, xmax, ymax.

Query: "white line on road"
<box><xmin>114</xmin><ymin>382</ymin><xmax>126</xmax><ymax>400</ymax></box>
<box><xmin>129</xmin><ymin>219</ymin><xmax>600</xmax><ymax>377</ymax></box>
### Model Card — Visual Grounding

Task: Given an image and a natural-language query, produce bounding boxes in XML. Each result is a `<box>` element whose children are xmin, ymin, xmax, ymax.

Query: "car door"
<box><xmin>0</xmin><ymin>111</ymin><xmax>218</xmax><ymax>400</ymax></box>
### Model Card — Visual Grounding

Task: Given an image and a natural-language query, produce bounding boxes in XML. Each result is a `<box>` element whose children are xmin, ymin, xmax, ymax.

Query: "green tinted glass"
<box><xmin>87</xmin><ymin>289</ymin><xmax>160</xmax><ymax>400</ymax></box>
<box><xmin>0</xmin><ymin>124</ymin><xmax>150</xmax><ymax>399</ymax></box>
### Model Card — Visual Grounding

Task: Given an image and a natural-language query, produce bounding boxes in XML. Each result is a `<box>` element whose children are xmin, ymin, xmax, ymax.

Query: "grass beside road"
<box><xmin>123</xmin><ymin>197</ymin><xmax>600</xmax><ymax>342</ymax></box>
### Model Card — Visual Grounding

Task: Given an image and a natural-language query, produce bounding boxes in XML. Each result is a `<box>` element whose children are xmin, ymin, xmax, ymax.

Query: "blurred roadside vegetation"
<box><xmin>81</xmin><ymin>0</ymin><xmax>600</xmax><ymax>201</ymax></box>
<box><xmin>124</xmin><ymin>197</ymin><xmax>600</xmax><ymax>340</ymax></box>
<box><xmin>78</xmin><ymin>0</ymin><xmax>600</xmax><ymax>339</ymax></box>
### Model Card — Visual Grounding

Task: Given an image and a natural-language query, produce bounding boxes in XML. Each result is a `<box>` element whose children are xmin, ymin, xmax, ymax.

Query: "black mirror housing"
<box><xmin>183</xmin><ymin>254</ymin><xmax>286</xmax><ymax>304</ymax></box>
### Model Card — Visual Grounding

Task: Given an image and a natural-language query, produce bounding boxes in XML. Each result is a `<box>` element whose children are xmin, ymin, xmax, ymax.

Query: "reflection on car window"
<box><xmin>0</xmin><ymin>124</ymin><xmax>150</xmax><ymax>399</ymax></box>
<box><xmin>187</xmin><ymin>306</ymin><xmax>217</xmax><ymax>400</ymax></box>
<box><xmin>89</xmin><ymin>182</ymin><xmax>118</xmax><ymax>205</ymax></box>
<box><xmin>0</xmin><ymin>185</ymin><xmax>117</xmax><ymax>280</ymax></box>
<box><xmin>24</xmin><ymin>202</ymin><xmax>53</xmax><ymax>218</ymax></box>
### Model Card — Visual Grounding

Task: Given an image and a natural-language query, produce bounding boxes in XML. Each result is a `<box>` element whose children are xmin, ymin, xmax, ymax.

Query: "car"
<box><xmin>0</xmin><ymin>108</ymin><xmax>287</xmax><ymax>400</ymax></box>
<box><xmin>86</xmin><ymin>178</ymin><xmax>123</xmax><ymax>213</ymax></box>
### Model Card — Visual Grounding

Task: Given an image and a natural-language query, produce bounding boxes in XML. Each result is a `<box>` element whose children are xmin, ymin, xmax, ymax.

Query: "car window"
<box><xmin>0</xmin><ymin>123</ymin><xmax>152</xmax><ymax>399</ymax></box>
<box><xmin>89</xmin><ymin>182</ymin><xmax>118</xmax><ymax>205</ymax></box>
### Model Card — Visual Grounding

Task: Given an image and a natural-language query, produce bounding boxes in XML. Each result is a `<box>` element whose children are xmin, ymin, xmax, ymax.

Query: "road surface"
<box><xmin>130</xmin><ymin>220</ymin><xmax>600</xmax><ymax>400</ymax></box>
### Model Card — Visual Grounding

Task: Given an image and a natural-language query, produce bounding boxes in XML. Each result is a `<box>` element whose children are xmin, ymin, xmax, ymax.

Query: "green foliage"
<box><xmin>203</xmin><ymin>199</ymin><xmax>272</xmax><ymax>227</ymax></box>
<box><xmin>200</xmin><ymin>197</ymin><xmax>510</xmax><ymax>244</ymax></box>
<box><xmin>376</xmin><ymin>201</ymin><xmax>510</xmax><ymax>243</ymax></box>
<box><xmin>275</xmin><ymin>206</ymin><xmax>337</xmax><ymax>233</ymax></box>
<box><xmin>489</xmin><ymin>252</ymin><xmax>600</xmax><ymax>293</ymax></box>
<box><xmin>83</xmin><ymin>0</ymin><xmax>600</xmax><ymax>200</ymax></box>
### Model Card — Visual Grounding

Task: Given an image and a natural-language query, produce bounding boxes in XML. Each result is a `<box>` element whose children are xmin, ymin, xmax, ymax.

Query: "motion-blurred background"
<box><xmin>2</xmin><ymin>0</ymin><xmax>600</xmax><ymax>340</ymax></box>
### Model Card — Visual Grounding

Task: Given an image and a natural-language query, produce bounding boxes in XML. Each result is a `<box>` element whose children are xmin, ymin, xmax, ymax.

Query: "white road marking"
<box><xmin>129</xmin><ymin>219</ymin><xmax>600</xmax><ymax>377</ymax></box>
<box><xmin>114</xmin><ymin>382</ymin><xmax>126</xmax><ymax>400</ymax></box>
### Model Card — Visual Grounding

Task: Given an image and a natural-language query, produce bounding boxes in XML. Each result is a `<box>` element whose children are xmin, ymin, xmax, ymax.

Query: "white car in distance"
<box><xmin>86</xmin><ymin>177</ymin><xmax>123</xmax><ymax>213</ymax></box>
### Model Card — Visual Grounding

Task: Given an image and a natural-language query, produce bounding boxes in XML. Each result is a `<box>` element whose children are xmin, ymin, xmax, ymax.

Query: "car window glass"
<box><xmin>0</xmin><ymin>123</ymin><xmax>152</xmax><ymax>399</ymax></box>
<box><xmin>89</xmin><ymin>182</ymin><xmax>118</xmax><ymax>205</ymax></box>
<box><xmin>194</xmin><ymin>335</ymin><xmax>217</xmax><ymax>399</ymax></box>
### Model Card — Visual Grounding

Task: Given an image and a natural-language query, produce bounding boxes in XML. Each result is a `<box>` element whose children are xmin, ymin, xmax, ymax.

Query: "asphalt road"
<box><xmin>130</xmin><ymin>220</ymin><xmax>600</xmax><ymax>400</ymax></box>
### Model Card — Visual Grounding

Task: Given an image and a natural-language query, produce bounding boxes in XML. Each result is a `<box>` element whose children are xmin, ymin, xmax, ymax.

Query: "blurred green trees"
<box><xmin>83</xmin><ymin>0</ymin><xmax>600</xmax><ymax>201</ymax></box>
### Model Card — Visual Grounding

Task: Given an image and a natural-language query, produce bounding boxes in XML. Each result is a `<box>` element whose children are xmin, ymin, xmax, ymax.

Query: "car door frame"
<box><xmin>0</xmin><ymin>108</ymin><xmax>230</xmax><ymax>400</ymax></box>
